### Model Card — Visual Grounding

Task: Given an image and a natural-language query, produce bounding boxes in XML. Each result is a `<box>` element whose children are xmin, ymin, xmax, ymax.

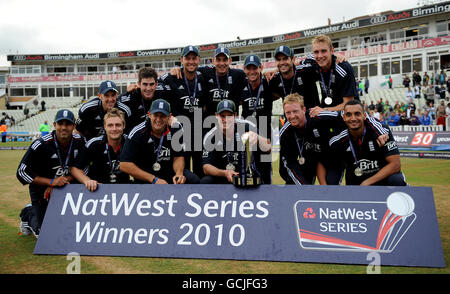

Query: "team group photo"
<box><xmin>1</xmin><ymin>0</ymin><xmax>449</xmax><ymax>278</ymax></box>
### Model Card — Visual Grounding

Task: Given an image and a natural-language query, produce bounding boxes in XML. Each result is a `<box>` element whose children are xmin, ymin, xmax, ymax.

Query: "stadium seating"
<box><xmin>8</xmin><ymin>107</ymin><xmax>81</xmax><ymax>133</ymax></box>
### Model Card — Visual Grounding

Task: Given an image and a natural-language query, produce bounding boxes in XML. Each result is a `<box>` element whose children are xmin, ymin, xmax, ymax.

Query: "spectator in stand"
<box><xmin>39</xmin><ymin>121</ymin><xmax>50</xmax><ymax>137</ymax></box>
<box><xmin>368</xmin><ymin>100</ymin><xmax>375</xmax><ymax>111</ymax></box>
<box><xmin>424</xmin><ymin>83</ymin><xmax>434</xmax><ymax>102</ymax></box>
<box><xmin>383</xmin><ymin>101</ymin><xmax>393</xmax><ymax>115</ymax></box>
<box><xmin>0</xmin><ymin>120</ymin><xmax>7</xmax><ymax>143</ymax></box>
<box><xmin>387</xmin><ymin>111</ymin><xmax>400</xmax><ymax>126</ymax></box>
<box><xmin>438</xmin><ymin>85</ymin><xmax>446</xmax><ymax>100</ymax></box>
<box><xmin>423</xmin><ymin>72</ymin><xmax>430</xmax><ymax>85</ymax></box>
<box><xmin>405</xmin><ymin>87</ymin><xmax>414</xmax><ymax>103</ymax></box>
<box><xmin>438</xmin><ymin>70</ymin><xmax>446</xmax><ymax>85</ymax></box>
<box><xmin>414</xmin><ymin>84</ymin><xmax>421</xmax><ymax>99</ymax></box>
<box><xmin>400</xmin><ymin>102</ymin><xmax>407</xmax><ymax>112</ymax></box>
<box><xmin>364</xmin><ymin>78</ymin><xmax>369</xmax><ymax>94</ymax></box>
<box><xmin>446</xmin><ymin>102</ymin><xmax>450</xmax><ymax>116</ymax></box>
<box><xmin>436</xmin><ymin>100</ymin><xmax>447</xmax><ymax>127</ymax></box>
<box><xmin>409</xmin><ymin>111</ymin><xmax>421</xmax><ymax>125</ymax></box>
<box><xmin>412</xmin><ymin>71</ymin><xmax>421</xmax><ymax>88</ymax></box>
<box><xmin>420</xmin><ymin>110</ymin><xmax>432</xmax><ymax>125</ymax></box>
<box><xmin>358</xmin><ymin>79</ymin><xmax>364</xmax><ymax>96</ymax></box>
<box><xmin>372</xmin><ymin>108</ymin><xmax>380</xmax><ymax>120</ymax></box>
<box><xmin>403</xmin><ymin>75</ymin><xmax>411</xmax><ymax>88</ymax></box>
<box><xmin>399</xmin><ymin>111</ymin><xmax>410</xmax><ymax>126</ymax></box>
<box><xmin>393</xmin><ymin>101</ymin><xmax>401</xmax><ymax>113</ymax></box>
<box><xmin>375</xmin><ymin>98</ymin><xmax>384</xmax><ymax>114</ymax></box>
<box><xmin>388</xmin><ymin>76</ymin><xmax>393</xmax><ymax>89</ymax></box>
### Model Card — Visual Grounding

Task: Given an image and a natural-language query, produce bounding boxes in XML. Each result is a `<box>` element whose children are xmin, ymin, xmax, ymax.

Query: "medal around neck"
<box><xmin>298</xmin><ymin>157</ymin><xmax>306</xmax><ymax>165</ymax></box>
<box><xmin>232</xmin><ymin>133</ymin><xmax>261</xmax><ymax>187</ymax></box>
<box><xmin>226</xmin><ymin>163</ymin><xmax>235</xmax><ymax>171</ymax></box>
<box><xmin>354</xmin><ymin>167</ymin><xmax>363</xmax><ymax>177</ymax></box>
<box><xmin>324</xmin><ymin>97</ymin><xmax>333</xmax><ymax>105</ymax></box>
<box><xmin>153</xmin><ymin>162</ymin><xmax>161</xmax><ymax>172</ymax></box>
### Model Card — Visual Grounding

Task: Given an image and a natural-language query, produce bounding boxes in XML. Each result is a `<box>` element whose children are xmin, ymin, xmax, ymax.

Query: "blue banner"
<box><xmin>34</xmin><ymin>184</ymin><xmax>445</xmax><ymax>267</ymax></box>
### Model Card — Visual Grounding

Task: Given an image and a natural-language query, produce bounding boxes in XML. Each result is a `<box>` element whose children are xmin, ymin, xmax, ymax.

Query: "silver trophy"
<box><xmin>232</xmin><ymin>133</ymin><xmax>261</xmax><ymax>187</ymax></box>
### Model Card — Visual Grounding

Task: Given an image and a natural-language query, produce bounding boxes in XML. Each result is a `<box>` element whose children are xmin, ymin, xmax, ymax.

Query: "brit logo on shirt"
<box><xmin>294</xmin><ymin>192</ymin><xmax>416</xmax><ymax>253</ymax></box>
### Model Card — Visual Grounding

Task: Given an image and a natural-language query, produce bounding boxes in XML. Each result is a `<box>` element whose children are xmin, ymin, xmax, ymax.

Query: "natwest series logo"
<box><xmin>295</xmin><ymin>192</ymin><xmax>416</xmax><ymax>252</ymax></box>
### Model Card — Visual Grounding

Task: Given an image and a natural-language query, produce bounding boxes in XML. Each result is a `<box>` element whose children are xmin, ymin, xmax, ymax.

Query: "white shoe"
<box><xmin>19</xmin><ymin>221</ymin><xmax>32</xmax><ymax>236</ymax></box>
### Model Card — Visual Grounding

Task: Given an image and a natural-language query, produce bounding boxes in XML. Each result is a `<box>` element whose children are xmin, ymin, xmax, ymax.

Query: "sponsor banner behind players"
<box><xmin>393</xmin><ymin>131</ymin><xmax>450</xmax><ymax>149</ymax></box>
<box><xmin>34</xmin><ymin>184</ymin><xmax>445</xmax><ymax>267</ymax></box>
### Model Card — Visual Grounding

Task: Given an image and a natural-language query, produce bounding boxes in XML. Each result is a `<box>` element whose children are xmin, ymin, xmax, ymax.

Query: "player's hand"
<box><xmin>44</xmin><ymin>186</ymin><xmax>53</xmax><ymax>201</ymax></box>
<box><xmin>52</xmin><ymin>176</ymin><xmax>70</xmax><ymax>187</ymax></box>
<box><xmin>376</xmin><ymin>134</ymin><xmax>389</xmax><ymax>147</ymax></box>
<box><xmin>243</xmin><ymin>131</ymin><xmax>258</xmax><ymax>146</ymax></box>
<box><xmin>225</xmin><ymin>170</ymin><xmax>239</xmax><ymax>183</ymax></box>
<box><xmin>173</xmin><ymin>174</ymin><xmax>186</xmax><ymax>184</ymax></box>
<box><xmin>264</xmin><ymin>70</ymin><xmax>276</xmax><ymax>81</ymax></box>
<box><xmin>127</xmin><ymin>83</ymin><xmax>137</xmax><ymax>92</ymax></box>
<box><xmin>169</xmin><ymin>115</ymin><xmax>178</xmax><ymax>126</ymax></box>
<box><xmin>360</xmin><ymin>180</ymin><xmax>371</xmax><ymax>186</ymax></box>
<box><xmin>84</xmin><ymin>179</ymin><xmax>98</xmax><ymax>192</ymax></box>
<box><xmin>335</xmin><ymin>53</ymin><xmax>348</xmax><ymax>64</ymax></box>
<box><xmin>309</xmin><ymin>106</ymin><xmax>324</xmax><ymax>117</ymax></box>
<box><xmin>155</xmin><ymin>178</ymin><xmax>168</xmax><ymax>184</ymax></box>
<box><xmin>170</xmin><ymin>67</ymin><xmax>182</xmax><ymax>79</ymax></box>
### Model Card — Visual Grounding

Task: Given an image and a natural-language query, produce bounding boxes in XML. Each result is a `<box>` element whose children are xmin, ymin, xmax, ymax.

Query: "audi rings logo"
<box><xmin>107</xmin><ymin>52</ymin><xmax>119</xmax><ymax>58</ymax></box>
<box><xmin>13</xmin><ymin>55</ymin><xmax>26</xmax><ymax>61</ymax></box>
<box><xmin>272</xmin><ymin>35</ymin><xmax>285</xmax><ymax>42</ymax></box>
<box><xmin>370</xmin><ymin>15</ymin><xmax>387</xmax><ymax>24</ymax></box>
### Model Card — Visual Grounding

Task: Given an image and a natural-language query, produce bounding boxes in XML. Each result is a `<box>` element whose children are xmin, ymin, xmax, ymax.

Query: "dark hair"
<box><xmin>344</xmin><ymin>99</ymin><xmax>365</xmax><ymax>111</ymax></box>
<box><xmin>138</xmin><ymin>67</ymin><xmax>158</xmax><ymax>83</ymax></box>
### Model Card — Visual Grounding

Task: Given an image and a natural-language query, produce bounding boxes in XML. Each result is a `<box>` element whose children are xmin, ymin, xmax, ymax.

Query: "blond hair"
<box><xmin>283</xmin><ymin>93</ymin><xmax>305</xmax><ymax>109</ymax></box>
<box><xmin>312</xmin><ymin>34</ymin><xmax>333</xmax><ymax>50</ymax></box>
<box><xmin>104</xmin><ymin>108</ymin><xmax>126</xmax><ymax>127</ymax></box>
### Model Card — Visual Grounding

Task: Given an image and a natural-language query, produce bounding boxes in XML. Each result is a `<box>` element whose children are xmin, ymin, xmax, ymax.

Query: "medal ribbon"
<box><xmin>280</xmin><ymin>67</ymin><xmax>297</xmax><ymax>97</ymax></box>
<box><xmin>215</xmin><ymin>71</ymin><xmax>229</xmax><ymax>99</ymax></box>
<box><xmin>293</xmin><ymin>132</ymin><xmax>305</xmax><ymax>159</ymax></box>
<box><xmin>53</xmin><ymin>133</ymin><xmax>73</xmax><ymax>174</ymax></box>
<box><xmin>184</xmin><ymin>73</ymin><xmax>198</xmax><ymax>106</ymax></box>
<box><xmin>347</xmin><ymin>128</ymin><xmax>366</xmax><ymax>166</ymax></box>
<box><xmin>248</xmin><ymin>79</ymin><xmax>263</xmax><ymax>114</ymax></box>
<box><xmin>319</xmin><ymin>69</ymin><xmax>334</xmax><ymax>98</ymax></box>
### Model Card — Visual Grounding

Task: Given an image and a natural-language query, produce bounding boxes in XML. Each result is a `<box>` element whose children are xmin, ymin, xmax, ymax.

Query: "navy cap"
<box><xmin>182</xmin><ymin>45</ymin><xmax>199</xmax><ymax>57</ymax></box>
<box><xmin>274</xmin><ymin>45</ymin><xmax>293</xmax><ymax>58</ymax></box>
<box><xmin>216</xmin><ymin>99</ymin><xmax>236</xmax><ymax>114</ymax></box>
<box><xmin>99</xmin><ymin>80</ymin><xmax>119</xmax><ymax>95</ymax></box>
<box><xmin>150</xmin><ymin>99</ymin><xmax>171</xmax><ymax>116</ymax></box>
<box><xmin>244</xmin><ymin>54</ymin><xmax>261</xmax><ymax>67</ymax></box>
<box><xmin>54</xmin><ymin>109</ymin><xmax>75</xmax><ymax>124</ymax></box>
<box><xmin>214</xmin><ymin>47</ymin><xmax>230</xmax><ymax>58</ymax></box>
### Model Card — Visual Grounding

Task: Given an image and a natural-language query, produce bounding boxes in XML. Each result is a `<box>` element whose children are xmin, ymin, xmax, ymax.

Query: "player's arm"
<box><xmin>172</xmin><ymin>156</ymin><xmax>186</xmax><ymax>184</ymax></box>
<box><xmin>203</xmin><ymin>163</ymin><xmax>238</xmax><ymax>183</ymax></box>
<box><xmin>70</xmin><ymin>167</ymin><xmax>98</xmax><ymax>192</ymax></box>
<box><xmin>120</xmin><ymin>161</ymin><xmax>167</xmax><ymax>184</ymax></box>
<box><xmin>360</xmin><ymin>154</ymin><xmax>401</xmax><ymax>186</ymax></box>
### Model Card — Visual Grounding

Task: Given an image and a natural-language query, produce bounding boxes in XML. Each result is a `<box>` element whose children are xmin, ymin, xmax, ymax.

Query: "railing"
<box><xmin>390</xmin><ymin>124</ymin><xmax>445</xmax><ymax>132</ymax></box>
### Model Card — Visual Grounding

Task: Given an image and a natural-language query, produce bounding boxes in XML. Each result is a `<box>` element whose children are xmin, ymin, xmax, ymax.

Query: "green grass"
<box><xmin>1</xmin><ymin>150</ymin><xmax>449</xmax><ymax>274</ymax></box>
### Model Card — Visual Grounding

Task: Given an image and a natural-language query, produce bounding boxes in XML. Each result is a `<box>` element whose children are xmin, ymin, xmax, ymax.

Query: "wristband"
<box><xmin>152</xmin><ymin>177</ymin><xmax>158</xmax><ymax>184</ymax></box>
<box><xmin>50</xmin><ymin>178</ymin><xmax>54</xmax><ymax>186</ymax></box>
